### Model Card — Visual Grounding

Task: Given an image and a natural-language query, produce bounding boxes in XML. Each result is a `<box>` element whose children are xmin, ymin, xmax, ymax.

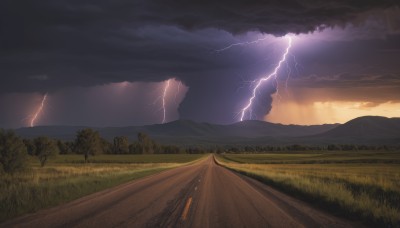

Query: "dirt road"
<box><xmin>2</xmin><ymin>155</ymin><xmax>353</xmax><ymax>228</ymax></box>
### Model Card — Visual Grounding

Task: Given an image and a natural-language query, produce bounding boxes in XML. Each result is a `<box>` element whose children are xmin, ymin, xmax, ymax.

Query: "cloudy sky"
<box><xmin>1</xmin><ymin>0</ymin><xmax>399</xmax><ymax>128</ymax></box>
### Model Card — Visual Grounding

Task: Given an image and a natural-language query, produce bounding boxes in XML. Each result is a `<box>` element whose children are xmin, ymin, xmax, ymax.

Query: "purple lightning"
<box><xmin>240</xmin><ymin>36</ymin><xmax>292</xmax><ymax>121</ymax></box>
<box><xmin>30</xmin><ymin>93</ymin><xmax>48</xmax><ymax>127</ymax></box>
<box><xmin>215</xmin><ymin>37</ymin><xmax>270</xmax><ymax>53</ymax></box>
<box><xmin>174</xmin><ymin>81</ymin><xmax>182</xmax><ymax>105</ymax></box>
<box><xmin>162</xmin><ymin>79</ymin><xmax>171</xmax><ymax>123</ymax></box>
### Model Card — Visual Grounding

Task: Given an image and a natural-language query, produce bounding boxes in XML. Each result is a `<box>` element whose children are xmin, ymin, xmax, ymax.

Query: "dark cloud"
<box><xmin>291</xmin><ymin>72</ymin><xmax>400</xmax><ymax>89</ymax></box>
<box><xmin>147</xmin><ymin>0</ymin><xmax>398</xmax><ymax>34</ymax></box>
<box><xmin>1</xmin><ymin>1</ymin><xmax>396</xmax><ymax>42</ymax></box>
<box><xmin>29</xmin><ymin>74</ymin><xmax>49</xmax><ymax>81</ymax></box>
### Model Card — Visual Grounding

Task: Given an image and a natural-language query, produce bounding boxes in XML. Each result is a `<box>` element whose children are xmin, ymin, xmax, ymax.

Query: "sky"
<box><xmin>0</xmin><ymin>0</ymin><xmax>400</xmax><ymax>128</ymax></box>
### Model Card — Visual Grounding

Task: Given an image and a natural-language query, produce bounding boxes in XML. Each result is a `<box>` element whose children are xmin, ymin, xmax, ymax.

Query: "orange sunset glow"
<box><xmin>266</xmin><ymin>87</ymin><xmax>400</xmax><ymax>125</ymax></box>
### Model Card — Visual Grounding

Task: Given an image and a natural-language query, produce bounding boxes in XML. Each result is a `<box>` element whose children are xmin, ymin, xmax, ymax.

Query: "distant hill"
<box><xmin>315</xmin><ymin>116</ymin><xmax>400</xmax><ymax>138</ymax></box>
<box><xmin>13</xmin><ymin>116</ymin><xmax>400</xmax><ymax>145</ymax></box>
<box><xmin>228</xmin><ymin>120</ymin><xmax>338</xmax><ymax>138</ymax></box>
<box><xmin>305</xmin><ymin>116</ymin><xmax>400</xmax><ymax>144</ymax></box>
<box><xmin>14</xmin><ymin>119</ymin><xmax>337</xmax><ymax>142</ymax></box>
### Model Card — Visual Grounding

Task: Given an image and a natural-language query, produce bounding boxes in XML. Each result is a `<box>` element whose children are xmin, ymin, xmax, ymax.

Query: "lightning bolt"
<box><xmin>174</xmin><ymin>81</ymin><xmax>182</xmax><ymax>105</ymax></box>
<box><xmin>240</xmin><ymin>36</ymin><xmax>292</xmax><ymax>121</ymax></box>
<box><xmin>284</xmin><ymin>54</ymin><xmax>302</xmax><ymax>94</ymax></box>
<box><xmin>215</xmin><ymin>37</ymin><xmax>269</xmax><ymax>53</ymax></box>
<box><xmin>162</xmin><ymin>79</ymin><xmax>171</xmax><ymax>124</ymax></box>
<box><xmin>30</xmin><ymin>93</ymin><xmax>48</xmax><ymax>127</ymax></box>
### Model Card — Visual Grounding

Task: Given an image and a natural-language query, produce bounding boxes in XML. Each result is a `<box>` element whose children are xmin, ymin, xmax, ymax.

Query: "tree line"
<box><xmin>217</xmin><ymin>144</ymin><xmax>399</xmax><ymax>154</ymax></box>
<box><xmin>58</xmin><ymin>130</ymin><xmax>197</xmax><ymax>157</ymax></box>
<box><xmin>0</xmin><ymin>128</ymin><xmax>202</xmax><ymax>173</ymax></box>
<box><xmin>2</xmin><ymin>127</ymin><xmax>398</xmax><ymax>173</ymax></box>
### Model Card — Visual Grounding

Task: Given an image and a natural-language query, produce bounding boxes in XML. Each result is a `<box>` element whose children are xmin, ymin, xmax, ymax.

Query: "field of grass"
<box><xmin>0</xmin><ymin>154</ymin><xmax>206</xmax><ymax>223</ymax></box>
<box><xmin>220</xmin><ymin>151</ymin><xmax>400</xmax><ymax>164</ymax></box>
<box><xmin>217</xmin><ymin>152</ymin><xmax>400</xmax><ymax>227</ymax></box>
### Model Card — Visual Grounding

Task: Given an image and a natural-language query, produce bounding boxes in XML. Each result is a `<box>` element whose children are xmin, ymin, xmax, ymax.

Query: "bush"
<box><xmin>0</xmin><ymin>130</ymin><xmax>29</xmax><ymax>173</ymax></box>
<box><xmin>34</xmin><ymin>136</ymin><xmax>59</xmax><ymax>167</ymax></box>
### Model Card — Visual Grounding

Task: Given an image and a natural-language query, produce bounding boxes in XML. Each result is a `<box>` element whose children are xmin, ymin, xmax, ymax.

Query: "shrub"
<box><xmin>0</xmin><ymin>130</ymin><xmax>28</xmax><ymax>173</ymax></box>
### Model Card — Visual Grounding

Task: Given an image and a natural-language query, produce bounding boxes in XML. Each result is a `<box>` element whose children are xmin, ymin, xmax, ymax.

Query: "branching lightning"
<box><xmin>285</xmin><ymin>54</ymin><xmax>301</xmax><ymax>93</ymax></box>
<box><xmin>162</xmin><ymin>79</ymin><xmax>171</xmax><ymax>124</ymax></box>
<box><xmin>215</xmin><ymin>37</ymin><xmax>269</xmax><ymax>53</ymax></box>
<box><xmin>240</xmin><ymin>36</ymin><xmax>292</xmax><ymax>121</ymax></box>
<box><xmin>153</xmin><ymin>78</ymin><xmax>183</xmax><ymax>124</ymax></box>
<box><xmin>174</xmin><ymin>81</ymin><xmax>182</xmax><ymax>105</ymax></box>
<box><xmin>30</xmin><ymin>93</ymin><xmax>48</xmax><ymax>127</ymax></box>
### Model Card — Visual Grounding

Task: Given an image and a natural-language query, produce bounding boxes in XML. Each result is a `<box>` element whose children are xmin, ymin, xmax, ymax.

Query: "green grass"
<box><xmin>217</xmin><ymin>152</ymin><xmax>400</xmax><ymax>227</ymax></box>
<box><xmin>0</xmin><ymin>154</ymin><xmax>206</xmax><ymax>223</ymax></box>
<box><xmin>220</xmin><ymin>151</ymin><xmax>400</xmax><ymax>164</ymax></box>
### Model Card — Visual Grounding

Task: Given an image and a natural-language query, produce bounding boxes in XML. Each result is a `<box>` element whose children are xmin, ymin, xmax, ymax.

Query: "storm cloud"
<box><xmin>0</xmin><ymin>0</ymin><xmax>399</xmax><ymax>126</ymax></box>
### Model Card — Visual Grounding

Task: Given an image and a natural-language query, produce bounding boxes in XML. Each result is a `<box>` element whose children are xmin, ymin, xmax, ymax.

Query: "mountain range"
<box><xmin>13</xmin><ymin>116</ymin><xmax>400</xmax><ymax>146</ymax></box>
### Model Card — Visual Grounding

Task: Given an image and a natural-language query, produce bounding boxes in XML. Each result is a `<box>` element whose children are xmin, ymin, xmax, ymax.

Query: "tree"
<box><xmin>57</xmin><ymin>140</ymin><xmax>73</xmax><ymax>154</ymax></box>
<box><xmin>113</xmin><ymin>136</ymin><xmax>130</xmax><ymax>154</ymax></box>
<box><xmin>34</xmin><ymin>136</ymin><xmax>59</xmax><ymax>167</ymax></box>
<box><xmin>23</xmin><ymin>138</ymin><xmax>36</xmax><ymax>155</ymax></box>
<box><xmin>137</xmin><ymin>132</ymin><xmax>154</xmax><ymax>154</ymax></box>
<box><xmin>0</xmin><ymin>130</ymin><xmax>28</xmax><ymax>173</ymax></box>
<box><xmin>100</xmin><ymin>138</ymin><xmax>113</xmax><ymax>154</ymax></box>
<box><xmin>161</xmin><ymin>145</ymin><xmax>184</xmax><ymax>154</ymax></box>
<box><xmin>129</xmin><ymin>142</ymin><xmax>141</xmax><ymax>154</ymax></box>
<box><xmin>75</xmin><ymin>128</ymin><xmax>102</xmax><ymax>162</ymax></box>
<box><xmin>153</xmin><ymin>141</ymin><xmax>161</xmax><ymax>154</ymax></box>
<box><xmin>327</xmin><ymin>144</ymin><xmax>341</xmax><ymax>151</ymax></box>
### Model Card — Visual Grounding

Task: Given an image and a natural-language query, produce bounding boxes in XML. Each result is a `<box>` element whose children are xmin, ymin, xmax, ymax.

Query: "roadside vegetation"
<box><xmin>0</xmin><ymin>128</ymin><xmax>206</xmax><ymax>223</ymax></box>
<box><xmin>220</xmin><ymin>151</ymin><xmax>400</xmax><ymax>164</ymax></box>
<box><xmin>0</xmin><ymin>155</ymin><xmax>204</xmax><ymax>223</ymax></box>
<box><xmin>217</xmin><ymin>152</ymin><xmax>400</xmax><ymax>227</ymax></box>
<box><xmin>2</xmin><ymin>126</ymin><xmax>399</xmax><ymax>226</ymax></box>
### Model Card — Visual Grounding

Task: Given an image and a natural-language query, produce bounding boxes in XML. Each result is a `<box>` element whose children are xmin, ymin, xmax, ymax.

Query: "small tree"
<box><xmin>129</xmin><ymin>142</ymin><xmax>141</xmax><ymax>154</ymax></box>
<box><xmin>162</xmin><ymin>145</ymin><xmax>184</xmax><ymax>154</ymax></box>
<box><xmin>23</xmin><ymin>139</ymin><xmax>36</xmax><ymax>155</ymax></box>
<box><xmin>75</xmin><ymin>128</ymin><xmax>102</xmax><ymax>162</ymax></box>
<box><xmin>34</xmin><ymin>136</ymin><xmax>59</xmax><ymax>167</ymax></box>
<box><xmin>100</xmin><ymin>138</ymin><xmax>113</xmax><ymax>154</ymax></box>
<box><xmin>137</xmin><ymin>132</ymin><xmax>154</xmax><ymax>154</ymax></box>
<box><xmin>0</xmin><ymin>130</ymin><xmax>28</xmax><ymax>173</ymax></box>
<box><xmin>113</xmin><ymin>136</ymin><xmax>129</xmax><ymax>154</ymax></box>
<box><xmin>65</xmin><ymin>141</ymin><xmax>76</xmax><ymax>154</ymax></box>
<box><xmin>57</xmin><ymin>140</ymin><xmax>73</xmax><ymax>154</ymax></box>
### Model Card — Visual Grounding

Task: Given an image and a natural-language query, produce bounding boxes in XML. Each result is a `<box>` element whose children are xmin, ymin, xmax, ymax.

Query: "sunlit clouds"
<box><xmin>266</xmin><ymin>87</ymin><xmax>400</xmax><ymax>125</ymax></box>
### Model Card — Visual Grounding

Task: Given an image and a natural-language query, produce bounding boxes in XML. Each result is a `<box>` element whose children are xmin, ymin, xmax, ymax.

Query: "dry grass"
<box><xmin>0</xmin><ymin>154</ymin><xmax>206</xmax><ymax>223</ymax></box>
<box><xmin>217</xmin><ymin>155</ymin><xmax>400</xmax><ymax>227</ymax></box>
<box><xmin>220</xmin><ymin>151</ymin><xmax>400</xmax><ymax>164</ymax></box>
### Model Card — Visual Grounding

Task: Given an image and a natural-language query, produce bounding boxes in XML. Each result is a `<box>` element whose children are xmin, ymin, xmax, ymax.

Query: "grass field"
<box><xmin>51</xmin><ymin>154</ymin><xmax>206</xmax><ymax>164</ymax></box>
<box><xmin>217</xmin><ymin>152</ymin><xmax>400</xmax><ymax>227</ymax></box>
<box><xmin>0</xmin><ymin>154</ymin><xmax>206</xmax><ymax>223</ymax></box>
<box><xmin>220</xmin><ymin>151</ymin><xmax>400</xmax><ymax>164</ymax></box>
